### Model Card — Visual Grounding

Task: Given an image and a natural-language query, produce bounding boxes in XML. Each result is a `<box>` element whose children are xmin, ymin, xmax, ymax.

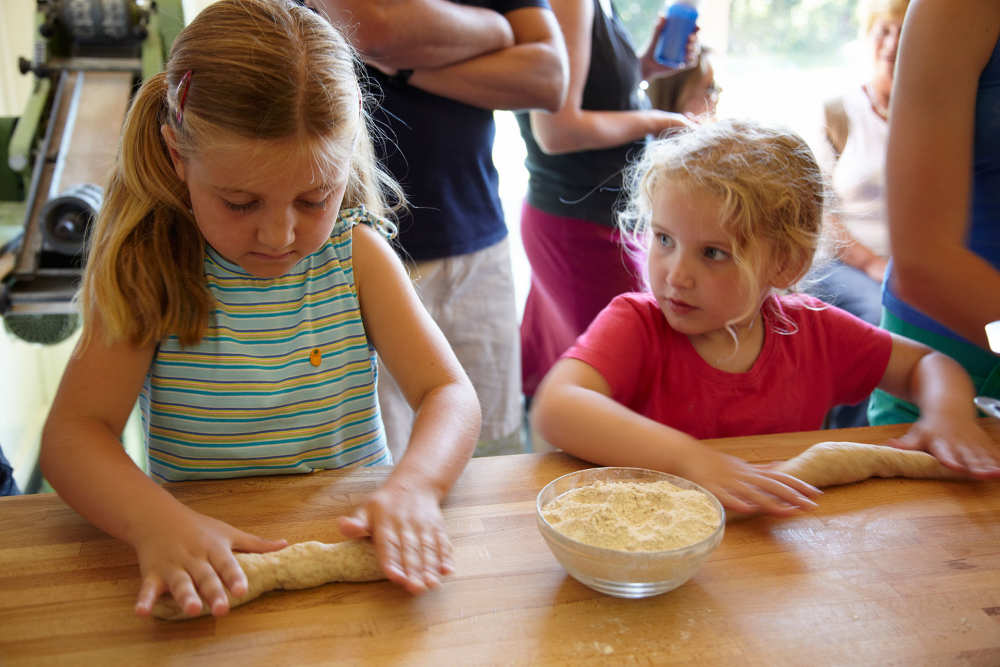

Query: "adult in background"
<box><xmin>803</xmin><ymin>0</ymin><xmax>908</xmax><ymax>429</ymax></box>
<box><xmin>312</xmin><ymin>0</ymin><xmax>569</xmax><ymax>459</ymax></box>
<box><xmin>516</xmin><ymin>0</ymin><xmax>692</xmax><ymax>405</ymax></box>
<box><xmin>869</xmin><ymin>0</ymin><xmax>1000</xmax><ymax>445</ymax></box>
<box><xmin>808</xmin><ymin>0</ymin><xmax>909</xmax><ymax>328</ymax></box>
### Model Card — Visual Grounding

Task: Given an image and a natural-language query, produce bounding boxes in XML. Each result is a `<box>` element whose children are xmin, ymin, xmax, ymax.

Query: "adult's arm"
<box><xmin>313</xmin><ymin>0</ymin><xmax>514</xmax><ymax>69</ymax></box>
<box><xmin>526</xmin><ymin>0</ymin><xmax>688</xmax><ymax>155</ymax></box>
<box><xmin>829</xmin><ymin>213</ymin><xmax>888</xmax><ymax>281</ymax></box>
<box><xmin>405</xmin><ymin>6</ymin><xmax>569</xmax><ymax>112</ymax></box>
<box><xmin>813</xmin><ymin>100</ymin><xmax>886</xmax><ymax>280</ymax></box>
<box><xmin>886</xmin><ymin>0</ymin><xmax>1000</xmax><ymax>348</ymax></box>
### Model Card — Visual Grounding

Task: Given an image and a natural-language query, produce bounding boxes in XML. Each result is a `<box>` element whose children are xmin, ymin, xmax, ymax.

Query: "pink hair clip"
<box><xmin>175</xmin><ymin>70</ymin><xmax>193</xmax><ymax>125</ymax></box>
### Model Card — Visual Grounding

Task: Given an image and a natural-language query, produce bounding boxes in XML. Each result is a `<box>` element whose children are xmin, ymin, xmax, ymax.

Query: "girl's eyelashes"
<box><xmin>653</xmin><ymin>231</ymin><xmax>731</xmax><ymax>261</ymax></box>
<box><xmin>299</xmin><ymin>195</ymin><xmax>330</xmax><ymax>210</ymax></box>
<box><xmin>704</xmin><ymin>246</ymin><xmax>730</xmax><ymax>261</ymax></box>
<box><xmin>221</xmin><ymin>194</ymin><xmax>331</xmax><ymax>212</ymax></box>
<box><xmin>223</xmin><ymin>199</ymin><xmax>259</xmax><ymax>212</ymax></box>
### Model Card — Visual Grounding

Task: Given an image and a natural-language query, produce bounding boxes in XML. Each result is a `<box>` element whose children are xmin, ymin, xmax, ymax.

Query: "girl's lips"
<box><xmin>251</xmin><ymin>251</ymin><xmax>295</xmax><ymax>261</ymax></box>
<box><xmin>667</xmin><ymin>297</ymin><xmax>695</xmax><ymax>314</ymax></box>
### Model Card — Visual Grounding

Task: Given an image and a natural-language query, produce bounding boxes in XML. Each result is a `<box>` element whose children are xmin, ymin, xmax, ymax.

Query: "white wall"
<box><xmin>0</xmin><ymin>329</ymin><xmax>79</xmax><ymax>491</ymax></box>
<box><xmin>0</xmin><ymin>0</ymin><xmax>35</xmax><ymax>116</ymax></box>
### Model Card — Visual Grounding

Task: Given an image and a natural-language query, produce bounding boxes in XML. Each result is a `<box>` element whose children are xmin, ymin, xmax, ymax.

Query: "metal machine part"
<box><xmin>6</xmin><ymin>66</ymin><xmax>130</xmax><ymax>321</ymax></box>
<box><xmin>58</xmin><ymin>0</ymin><xmax>138</xmax><ymax>44</ymax></box>
<box><xmin>1</xmin><ymin>0</ymin><xmax>183</xmax><ymax>336</ymax></box>
<box><xmin>40</xmin><ymin>182</ymin><xmax>103</xmax><ymax>256</ymax></box>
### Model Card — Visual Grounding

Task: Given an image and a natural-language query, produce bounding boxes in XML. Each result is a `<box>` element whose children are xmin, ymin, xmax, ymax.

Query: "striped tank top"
<box><xmin>140</xmin><ymin>207</ymin><xmax>391</xmax><ymax>482</ymax></box>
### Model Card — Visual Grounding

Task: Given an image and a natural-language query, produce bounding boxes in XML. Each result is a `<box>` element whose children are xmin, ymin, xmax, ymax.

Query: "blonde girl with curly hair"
<box><xmin>532</xmin><ymin>119</ymin><xmax>999</xmax><ymax>517</ymax></box>
<box><xmin>41</xmin><ymin>0</ymin><xmax>480</xmax><ymax>618</ymax></box>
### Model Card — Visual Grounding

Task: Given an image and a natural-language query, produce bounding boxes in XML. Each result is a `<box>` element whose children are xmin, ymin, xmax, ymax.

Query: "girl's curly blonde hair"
<box><xmin>619</xmin><ymin>119</ymin><xmax>827</xmax><ymax>335</ymax></box>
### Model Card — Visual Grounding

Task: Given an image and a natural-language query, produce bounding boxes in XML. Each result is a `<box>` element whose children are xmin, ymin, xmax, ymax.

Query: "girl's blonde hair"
<box><xmin>80</xmin><ymin>0</ymin><xmax>402</xmax><ymax>349</ymax></box>
<box><xmin>620</xmin><ymin>119</ymin><xmax>826</xmax><ymax>333</ymax></box>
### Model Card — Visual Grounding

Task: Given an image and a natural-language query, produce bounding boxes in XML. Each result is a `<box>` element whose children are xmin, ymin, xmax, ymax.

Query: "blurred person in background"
<box><xmin>311</xmin><ymin>0</ymin><xmax>569</xmax><ymax>458</ymax></box>
<box><xmin>809</xmin><ymin>0</ymin><xmax>909</xmax><ymax>327</ymax></box>
<box><xmin>807</xmin><ymin>0</ymin><xmax>909</xmax><ymax>429</ymax></box>
<box><xmin>516</xmin><ymin>0</ymin><xmax>695</xmax><ymax>408</ymax></box>
<box><xmin>646</xmin><ymin>47</ymin><xmax>719</xmax><ymax>119</ymax></box>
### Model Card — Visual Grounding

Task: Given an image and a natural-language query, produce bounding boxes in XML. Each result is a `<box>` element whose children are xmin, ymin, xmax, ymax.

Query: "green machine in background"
<box><xmin>0</xmin><ymin>0</ymin><xmax>184</xmax><ymax>344</ymax></box>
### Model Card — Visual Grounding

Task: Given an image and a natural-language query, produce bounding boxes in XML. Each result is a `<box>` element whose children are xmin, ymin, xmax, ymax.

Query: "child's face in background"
<box><xmin>677</xmin><ymin>63</ymin><xmax>719</xmax><ymax>118</ymax></box>
<box><xmin>647</xmin><ymin>181</ymin><xmax>767</xmax><ymax>346</ymax></box>
<box><xmin>169</xmin><ymin>134</ymin><xmax>349</xmax><ymax>278</ymax></box>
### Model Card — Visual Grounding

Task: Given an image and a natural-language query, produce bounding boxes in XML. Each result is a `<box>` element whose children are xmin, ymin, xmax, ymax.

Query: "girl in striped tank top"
<box><xmin>40</xmin><ymin>0</ymin><xmax>480</xmax><ymax>619</ymax></box>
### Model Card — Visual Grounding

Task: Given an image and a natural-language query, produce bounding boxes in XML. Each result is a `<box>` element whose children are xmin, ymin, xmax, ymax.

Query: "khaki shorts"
<box><xmin>378</xmin><ymin>238</ymin><xmax>523</xmax><ymax>461</ymax></box>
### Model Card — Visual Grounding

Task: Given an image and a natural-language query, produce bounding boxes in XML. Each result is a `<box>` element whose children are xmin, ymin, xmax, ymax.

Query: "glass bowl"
<box><xmin>536</xmin><ymin>467</ymin><xmax>725</xmax><ymax>598</ymax></box>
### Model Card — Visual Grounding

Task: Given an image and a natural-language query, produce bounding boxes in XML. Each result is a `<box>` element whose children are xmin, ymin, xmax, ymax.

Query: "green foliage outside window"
<box><xmin>728</xmin><ymin>0</ymin><xmax>858</xmax><ymax>60</ymax></box>
<box><xmin>614</xmin><ymin>0</ymin><xmax>860</xmax><ymax>62</ymax></box>
<box><xmin>615</xmin><ymin>0</ymin><xmax>668</xmax><ymax>44</ymax></box>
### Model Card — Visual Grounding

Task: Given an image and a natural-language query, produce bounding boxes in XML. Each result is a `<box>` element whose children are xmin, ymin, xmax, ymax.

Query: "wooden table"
<box><xmin>2</xmin><ymin>422</ymin><xmax>999</xmax><ymax>665</ymax></box>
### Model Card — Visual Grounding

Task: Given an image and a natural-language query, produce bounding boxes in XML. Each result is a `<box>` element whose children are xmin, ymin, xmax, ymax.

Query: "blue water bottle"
<box><xmin>654</xmin><ymin>1</ymin><xmax>698</xmax><ymax>68</ymax></box>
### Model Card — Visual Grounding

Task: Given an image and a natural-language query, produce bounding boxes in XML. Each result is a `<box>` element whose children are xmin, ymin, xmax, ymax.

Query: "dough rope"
<box><xmin>774</xmin><ymin>441</ymin><xmax>966</xmax><ymax>488</ymax></box>
<box><xmin>725</xmin><ymin>442</ymin><xmax>967</xmax><ymax>522</ymax></box>
<box><xmin>152</xmin><ymin>539</ymin><xmax>385</xmax><ymax>620</ymax></box>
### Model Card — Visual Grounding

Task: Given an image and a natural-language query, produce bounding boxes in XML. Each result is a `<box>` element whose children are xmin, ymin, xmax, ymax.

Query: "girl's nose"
<box><xmin>665</xmin><ymin>255</ymin><xmax>694</xmax><ymax>288</ymax></box>
<box><xmin>258</xmin><ymin>209</ymin><xmax>295</xmax><ymax>249</ymax></box>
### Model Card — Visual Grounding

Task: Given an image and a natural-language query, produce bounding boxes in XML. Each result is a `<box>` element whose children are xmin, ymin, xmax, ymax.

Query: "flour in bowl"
<box><xmin>541</xmin><ymin>480</ymin><xmax>721</xmax><ymax>551</ymax></box>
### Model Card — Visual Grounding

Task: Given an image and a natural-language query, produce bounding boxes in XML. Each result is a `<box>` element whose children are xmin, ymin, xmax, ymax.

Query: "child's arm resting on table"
<box><xmin>531</xmin><ymin>358</ymin><xmax>820</xmax><ymax>516</ymax></box>
<box><xmin>344</xmin><ymin>223</ymin><xmax>480</xmax><ymax>594</ymax></box>
<box><xmin>877</xmin><ymin>333</ymin><xmax>1000</xmax><ymax>477</ymax></box>
<box><xmin>39</xmin><ymin>320</ymin><xmax>286</xmax><ymax>618</ymax></box>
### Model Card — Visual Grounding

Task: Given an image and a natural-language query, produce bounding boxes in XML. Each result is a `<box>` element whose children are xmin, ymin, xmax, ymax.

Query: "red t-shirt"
<box><xmin>563</xmin><ymin>292</ymin><xmax>893</xmax><ymax>439</ymax></box>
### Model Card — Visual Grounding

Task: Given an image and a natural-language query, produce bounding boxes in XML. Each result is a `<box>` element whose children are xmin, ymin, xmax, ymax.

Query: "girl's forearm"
<box><xmin>532</xmin><ymin>384</ymin><xmax>701</xmax><ymax>474</ymax></box>
<box><xmin>389</xmin><ymin>381</ymin><xmax>479</xmax><ymax>502</ymax></box>
<box><xmin>910</xmin><ymin>352</ymin><xmax>978</xmax><ymax>420</ymax></box>
<box><xmin>40</xmin><ymin>419</ymin><xmax>188</xmax><ymax>546</ymax></box>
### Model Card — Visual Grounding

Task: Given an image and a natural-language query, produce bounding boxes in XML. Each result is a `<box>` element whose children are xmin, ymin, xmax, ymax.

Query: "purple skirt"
<box><xmin>520</xmin><ymin>201</ymin><xmax>646</xmax><ymax>396</ymax></box>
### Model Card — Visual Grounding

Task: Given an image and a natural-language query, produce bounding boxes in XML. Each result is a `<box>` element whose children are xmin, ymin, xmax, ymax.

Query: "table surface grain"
<box><xmin>2</xmin><ymin>421</ymin><xmax>999</xmax><ymax>666</ymax></box>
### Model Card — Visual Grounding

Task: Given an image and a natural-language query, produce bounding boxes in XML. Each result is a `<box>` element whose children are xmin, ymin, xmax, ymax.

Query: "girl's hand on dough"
<box><xmin>678</xmin><ymin>448</ymin><xmax>821</xmax><ymax>516</ymax></box>
<box><xmin>338</xmin><ymin>482</ymin><xmax>453</xmax><ymax>595</ymax></box>
<box><xmin>131</xmin><ymin>508</ymin><xmax>286</xmax><ymax>618</ymax></box>
<box><xmin>888</xmin><ymin>417</ymin><xmax>1000</xmax><ymax>478</ymax></box>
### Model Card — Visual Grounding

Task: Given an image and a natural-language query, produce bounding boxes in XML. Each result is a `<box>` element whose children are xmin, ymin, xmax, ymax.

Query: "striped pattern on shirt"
<box><xmin>140</xmin><ymin>207</ymin><xmax>390</xmax><ymax>481</ymax></box>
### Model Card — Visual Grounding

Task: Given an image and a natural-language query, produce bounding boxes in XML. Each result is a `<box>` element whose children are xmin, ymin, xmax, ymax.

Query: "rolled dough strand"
<box><xmin>725</xmin><ymin>442</ymin><xmax>967</xmax><ymax>522</ymax></box>
<box><xmin>151</xmin><ymin>539</ymin><xmax>385</xmax><ymax>620</ymax></box>
<box><xmin>773</xmin><ymin>441</ymin><xmax>968</xmax><ymax>488</ymax></box>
